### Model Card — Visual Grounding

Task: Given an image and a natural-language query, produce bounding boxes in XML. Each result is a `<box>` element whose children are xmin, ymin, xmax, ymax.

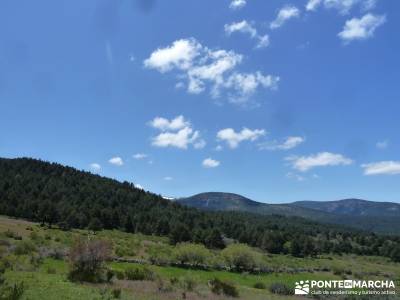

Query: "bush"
<box><xmin>112</xmin><ymin>288</ymin><xmax>121</xmax><ymax>299</ymax></box>
<box><xmin>67</xmin><ymin>237</ymin><xmax>112</xmax><ymax>283</ymax></box>
<box><xmin>269</xmin><ymin>282</ymin><xmax>292</xmax><ymax>295</ymax></box>
<box><xmin>174</xmin><ymin>243</ymin><xmax>211</xmax><ymax>266</ymax></box>
<box><xmin>125</xmin><ymin>266</ymin><xmax>155</xmax><ymax>281</ymax></box>
<box><xmin>46</xmin><ymin>267</ymin><xmax>57</xmax><ymax>274</ymax></box>
<box><xmin>14</xmin><ymin>241</ymin><xmax>36</xmax><ymax>255</ymax></box>
<box><xmin>4</xmin><ymin>230</ymin><xmax>22</xmax><ymax>240</ymax></box>
<box><xmin>0</xmin><ymin>281</ymin><xmax>25</xmax><ymax>300</ymax></box>
<box><xmin>221</xmin><ymin>243</ymin><xmax>259</xmax><ymax>271</ymax></box>
<box><xmin>209</xmin><ymin>278</ymin><xmax>239</xmax><ymax>297</ymax></box>
<box><xmin>181</xmin><ymin>275</ymin><xmax>197</xmax><ymax>292</ymax></box>
<box><xmin>253</xmin><ymin>282</ymin><xmax>266</xmax><ymax>289</ymax></box>
<box><xmin>114</xmin><ymin>270</ymin><xmax>125</xmax><ymax>280</ymax></box>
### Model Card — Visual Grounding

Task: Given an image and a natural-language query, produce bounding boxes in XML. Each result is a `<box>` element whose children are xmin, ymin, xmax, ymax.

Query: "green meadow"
<box><xmin>1</xmin><ymin>216</ymin><xmax>399</xmax><ymax>300</ymax></box>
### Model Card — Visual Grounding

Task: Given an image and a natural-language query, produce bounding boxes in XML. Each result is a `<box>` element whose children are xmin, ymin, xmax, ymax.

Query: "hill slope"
<box><xmin>4</xmin><ymin>157</ymin><xmax>393</xmax><ymax>257</ymax></box>
<box><xmin>178</xmin><ymin>193</ymin><xmax>400</xmax><ymax>235</ymax></box>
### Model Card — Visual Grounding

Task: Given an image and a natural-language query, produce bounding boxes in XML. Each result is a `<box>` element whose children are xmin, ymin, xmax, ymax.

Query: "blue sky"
<box><xmin>1</xmin><ymin>0</ymin><xmax>399</xmax><ymax>203</ymax></box>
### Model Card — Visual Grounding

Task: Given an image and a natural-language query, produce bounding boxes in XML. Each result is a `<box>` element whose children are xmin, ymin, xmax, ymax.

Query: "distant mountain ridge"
<box><xmin>177</xmin><ymin>192</ymin><xmax>400</xmax><ymax>235</ymax></box>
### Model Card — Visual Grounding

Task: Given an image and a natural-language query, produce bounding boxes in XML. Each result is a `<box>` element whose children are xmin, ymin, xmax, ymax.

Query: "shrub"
<box><xmin>174</xmin><ymin>243</ymin><xmax>210</xmax><ymax>266</ymax></box>
<box><xmin>269</xmin><ymin>282</ymin><xmax>292</xmax><ymax>295</ymax></box>
<box><xmin>14</xmin><ymin>241</ymin><xmax>37</xmax><ymax>255</ymax></box>
<box><xmin>67</xmin><ymin>237</ymin><xmax>112</xmax><ymax>283</ymax></box>
<box><xmin>4</xmin><ymin>230</ymin><xmax>22</xmax><ymax>240</ymax></box>
<box><xmin>112</xmin><ymin>288</ymin><xmax>121</xmax><ymax>299</ymax></box>
<box><xmin>181</xmin><ymin>275</ymin><xmax>197</xmax><ymax>292</ymax></box>
<box><xmin>209</xmin><ymin>278</ymin><xmax>239</xmax><ymax>297</ymax></box>
<box><xmin>46</xmin><ymin>267</ymin><xmax>57</xmax><ymax>274</ymax></box>
<box><xmin>114</xmin><ymin>270</ymin><xmax>125</xmax><ymax>280</ymax></box>
<box><xmin>221</xmin><ymin>243</ymin><xmax>259</xmax><ymax>271</ymax></box>
<box><xmin>253</xmin><ymin>282</ymin><xmax>266</xmax><ymax>289</ymax></box>
<box><xmin>124</xmin><ymin>266</ymin><xmax>155</xmax><ymax>281</ymax></box>
<box><xmin>0</xmin><ymin>282</ymin><xmax>25</xmax><ymax>300</ymax></box>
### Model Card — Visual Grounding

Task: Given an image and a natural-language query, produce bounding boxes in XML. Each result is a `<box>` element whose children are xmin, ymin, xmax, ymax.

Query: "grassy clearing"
<box><xmin>1</xmin><ymin>216</ymin><xmax>399</xmax><ymax>299</ymax></box>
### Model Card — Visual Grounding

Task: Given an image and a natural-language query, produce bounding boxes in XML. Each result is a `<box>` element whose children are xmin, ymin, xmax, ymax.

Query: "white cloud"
<box><xmin>376</xmin><ymin>140</ymin><xmax>388</xmax><ymax>149</ymax></box>
<box><xmin>306</xmin><ymin>0</ymin><xmax>322</xmax><ymax>11</ymax></box>
<box><xmin>338</xmin><ymin>13</ymin><xmax>386</xmax><ymax>42</ymax></box>
<box><xmin>217</xmin><ymin>127</ymin><xmax>266</xmax><ymax>148</ymax></box>
<box><xmin>286</xmin><ymin>172</ymin><xmax>306</xmax><ymax>181</ymax></box>
<box><xmin>306</xmin><ymin>0</ymin><xmax>378</xmax><ymax>14</ymax></box>
<box><xmin>133</xmin><ymin>153</ymin><xmax>148</xmax><ymax>160</ymax></box>
<box><xmin>109</xmin><ymin>157</ymin><xmax>124</xmax><ymax>166</ymax></box>
<box><xmin>144</xmin><ymin>38</ymin><xmax>279</xmax><ymax>104</ymax></box>
<box><xmin>362</xmin><ymin>161</ymin><xmax>400</xmax><ymax>175</ymax></box>
<box><xmin>215</xmin><ymin>145</ymin><xmax>223</xmax><ymax>151</ymax></box>
<box><xmin>135</xmin><ymin>183</ymin><xmax>144</xmax><ymax>190</ymax></box>
<box><xmin>202</xmin><ymin>158</ymin><xmax>220</xmax><ymax>168</ymax></box>
<box><xmin>149</xmin><ymin>115</ymin><xmax>189</xmax><ymax>131</ymax></box>
<box><xmin>194</xmin><ymin>139</ymin><xmax>206</xmax><ymax>149</ymax></box>
<box><xmin>224</xmin><ymin>20</ymin><xmax>270</xmax><ymax>50</ymax></box>
<box><xmin>224</xmin><ymin>72</ymin><xmax>279</xmax><ymax>103</ymax></box>
<box><xmin>152</xmin><ymin>127</ymin><xmax>200</xmax><ymax>149</ymax></box>
<box><xmin>89</xmin><ymin>163</ymin><xmax>101</xmax><ymax>172</ymax></box>
<box><xmin>286</xmin><ymin>152</ymin><xmax>353</xmax><ymax>172</ymax></box>
<box><xmin>149</xmin><ymin>116</ymin><xmax>203</xmax><ymax>150</ymax></box>
<box><xmin>163</xmin><ymin>176</ymin><xmax>173</xmax><ymax>181</ymax></box>
<box><xmin>225</xmin><ymin>20</ymin><xmax>257</xmax><ymax>38</ymax></box>
<box><xmin>260</xmin><ymin>136</ymin><xmax>305</xmax><ymax>150</ymax></box>
<box><xmin>270</xmin><ymin>5</ymin><xmax>300</xmax><ymax>30</ymax></box>
<box><xmin>143</xmin><ymin>38</ymin><xmax>200</xmax><ymax>72</ymax></box>
<box><xmin>229</xmin><ymin>0</ymin><xmax>246</xmax><ymax>10</ymax></box>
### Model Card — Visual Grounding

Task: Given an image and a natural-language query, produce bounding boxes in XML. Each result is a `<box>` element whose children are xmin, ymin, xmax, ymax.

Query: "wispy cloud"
<box><xmin>229</xmin><ymin>0</ymin><xmax>246</xmax><ymax>10</ymax></box>
<box><xmin>89</xmin><ymin>163</ymin><xmax>101</xmax><ymax>172</ymax></box>
<box><xmin>362</xmin><ymin>161</ymin><xmax>400</xmax><ymax>175</ymax></box>
<box><xmin>133</xmin><ymin>153</ymin><xmax>148</xmax><ymax>160</ymax></box>
<box><xmin>202</xmin><ymin>158</ymin><xmax>220</xmax><ymax>168</ymax></box>
<box><xmin>270</xmin><ymin>5</ymin><xmax>300</xmax><ymax>30</ymax></box>
<box><xmin>259</xmin><ymin>136</ymin><xmax>305</xmax><ymax>151</ymax></box>
<box><xmin>286</xmin><ymin>152</ymin><xmax>353</xmax><ymax>172</ymax></box>
<box><xmin>224</xmin><ymin>20</ymin><xmax>269</xmax><ymax>49</ymax></box>
<box><xmin>306</xmin><ymin>0</ymin><xmax>378</xmax><ymax>14</ymax></box>
<box><xmin>338</xmin><ymin>13</ymin><xmax>386</xmax><ymax>43</ymax></box>
<box><xmin>376</xmin><ymin>140</ymin><xmax>389</xmax><ymax>149</ymax></box>
<box><xmin>109</xmin><ymin>157</ymin><xmax>124</xmax><ymax>166</ymax></box>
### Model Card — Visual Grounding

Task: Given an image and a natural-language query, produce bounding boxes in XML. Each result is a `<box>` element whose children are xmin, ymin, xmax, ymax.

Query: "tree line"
<box><xmin>0</xmin><ymin>157</ymin><xmax>399</xmax><ymax>261</ymax></box>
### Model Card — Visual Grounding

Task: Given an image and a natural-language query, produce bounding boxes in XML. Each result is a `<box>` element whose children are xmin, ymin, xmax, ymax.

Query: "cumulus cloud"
<box><xmin>224</xmin><ymin>20</ymin><xmax>270</xmax><ymax>49</ymax></box>
<box><xmin>149</xmin><ymin>115</ymin><xmax>189</xmax><ymax>131</ymax></box>
<box><xmin>338</xmin><ymin>13</ymin><xmax>386</xmax><ymax>42</ymax></box>
<box><xmin>306</xmin><ymin>0</ymin><xmax>378</xmax><ymax>14</ymax></box>
<box><xmin>202</xmin><ymin>158</ymin><xmax>220</xmax><ymax>168</ymax></box>
<box><xmin>362</xmin><ymin>161</ymin><xmax>400</xmax><ymax>175</ymax></box>
<box><xmin>144</xmin><ymin>38</ymin><xmax>279</xmax><ymax>104</ymax></box>
<box><xmin>217</xmin><ymin>127</ymin><xmax>266</xmax><ymax>149</ymax></box>
<box><xmin>90</xmin><ymin>163</ymin><xmax>101</xmax><ymax>172</ymax></box>
<box><xmin>270</xmin><ymin>5</ymin><xmax>300</xmax><ymax>29</ymax></box>
<box><xmin>229</xmin><ymin>0</ymin><xmax>246</xmax><ymax>10</ymax></box>
<box><xmin>286</xmin><ymin>152</ymin><xmax>353</xmax><ymax>172</ymax></box>
<box><xmin>143</xmin><ymin>39</ymin><xmax>200</xmax><ymax>72</ymax></box>
<box><xmin>149</xmin><ymin>116</ymin><xmax>203</xmax><ymax>150</ymax></box>
<box><xmin>109</xmin><ymin>157</ymin><xmax>124</xmax><ymax>166</ymax></box>
<box><xmin>133</xmin><ymin>153</ymin><xmax>148</xmax><ymax>159</ymax></box>
<box><xmin>259</xmin><ymin>136</ymin><xmax>305</xmax><ymax>151</ymax></box>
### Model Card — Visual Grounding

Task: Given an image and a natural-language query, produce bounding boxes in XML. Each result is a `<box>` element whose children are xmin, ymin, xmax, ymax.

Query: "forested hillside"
<box><xmin>1</xmin><ymin>157</ymin><xmax>400</xmax><ymax>260</ymax></box>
